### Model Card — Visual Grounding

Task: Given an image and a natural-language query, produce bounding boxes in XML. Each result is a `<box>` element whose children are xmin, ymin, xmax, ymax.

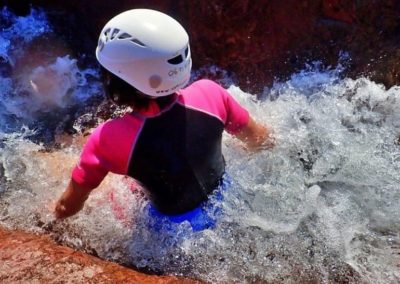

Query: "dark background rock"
<box><xmin>2</xmin><ymin>0</ymin><xmax>400</xmax><ymax>93</ymax></box>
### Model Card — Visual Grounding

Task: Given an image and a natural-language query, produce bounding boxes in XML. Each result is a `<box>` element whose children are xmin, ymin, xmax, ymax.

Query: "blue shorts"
<box><xmin>148</xmin><ymin>174</ymin><xmax>231</xmax><ymax>232</ymax></box>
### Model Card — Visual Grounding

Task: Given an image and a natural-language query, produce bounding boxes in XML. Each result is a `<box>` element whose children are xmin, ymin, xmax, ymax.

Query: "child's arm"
<box><xmin>236</xmin><ymin>116</ymin><xmax>275</xmax><ymax>151</ymax></box>
<box><xmin>54</xmin><ymin>179</ymin><xmax>93</xmax><ymax>219</ymax></box>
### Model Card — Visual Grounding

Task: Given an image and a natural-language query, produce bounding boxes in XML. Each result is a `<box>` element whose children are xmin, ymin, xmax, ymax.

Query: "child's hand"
<box><xmin>53</xmin><ymin>179</ymin><xmax>92</xmax><ymax>219</ymax></box>
<box><xmin>236</xmin><ymin>117</ymin><xmax>275</xmax><ymax>152</ymax></box>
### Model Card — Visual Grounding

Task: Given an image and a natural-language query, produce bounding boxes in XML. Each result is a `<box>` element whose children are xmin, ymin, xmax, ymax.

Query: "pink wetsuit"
<box><xmin>72</xmin><ymin>79</ymin><xmax>249</xmax><ymax>214</ymax></box>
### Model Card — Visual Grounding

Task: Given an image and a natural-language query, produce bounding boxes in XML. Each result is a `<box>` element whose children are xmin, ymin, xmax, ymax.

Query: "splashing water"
<box><xmin>0</xmin><ymin>7</ymin><xmax>52</xmax><ymax>64</ymax></box>
<box><xmin>1</xmin><ymin>7</ymin><xmax>400</xmax><ymax>284</ymax></box>
<box><xmin>0</xmin><ymin>7</ymin><xmax>102</xmax><ymax>139</ymax></box>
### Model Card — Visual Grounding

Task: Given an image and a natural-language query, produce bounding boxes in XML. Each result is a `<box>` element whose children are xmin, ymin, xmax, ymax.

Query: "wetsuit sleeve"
<box><xmin>71</xmin><ymin>125</ymin><xmax>109</xmax><ymax>189</ymax></box>
<box><xmin>71</xmin><ymin>115</ymin><xmax>142</xmax><ymax>189</ymax></box>
<box><xmin>197</xmin><ymin>79</ymin><xmax>249</xmax><ymax>134</ymax></box>
<box><xmin>221</xmin><ymin>85</ymin><xmax>250</xmax><ymax>134</ymax></box>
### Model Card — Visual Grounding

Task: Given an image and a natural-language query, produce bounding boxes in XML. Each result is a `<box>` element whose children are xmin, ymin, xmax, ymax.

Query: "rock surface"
<box><xmin>0</xmin><ymin>227</ymin><xmax>200</xmax><ymax>283</ymax></box>
<box><xmin>4</xmin><ymin>0</ymin><xmax>400</xmax><ymax>93</ymax></box>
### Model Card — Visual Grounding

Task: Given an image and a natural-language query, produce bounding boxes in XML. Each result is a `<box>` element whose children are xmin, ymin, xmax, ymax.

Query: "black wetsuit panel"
<box><xmin>127</xmin><ymin>103</ymin><xmax>225</xmax><ymax>214</ymax></box>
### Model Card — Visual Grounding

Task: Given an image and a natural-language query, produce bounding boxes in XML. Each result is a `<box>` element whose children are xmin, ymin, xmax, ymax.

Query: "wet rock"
<box><xmin>0</xmin><ymin>227</ymin><xmax>200</xmax><ymax>283</ymax></box>
<box><xmin>323</xmin><ymin>0</ymin><xmax>356</xmax><ymax>24</ymax></box>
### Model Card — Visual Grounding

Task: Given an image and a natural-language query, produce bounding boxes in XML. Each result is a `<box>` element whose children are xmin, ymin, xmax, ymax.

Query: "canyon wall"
<box><xmin>3</xmin><ymin>0</ymin><xmax>400</xmax><ymax>92</ymax></box>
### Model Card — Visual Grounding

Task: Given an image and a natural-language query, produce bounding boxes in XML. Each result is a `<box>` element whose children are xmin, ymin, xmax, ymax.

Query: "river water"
<box><xmin>1</xmin><ymin>8</ymin><xmax>399</xmax><ymax>284</ymax></box>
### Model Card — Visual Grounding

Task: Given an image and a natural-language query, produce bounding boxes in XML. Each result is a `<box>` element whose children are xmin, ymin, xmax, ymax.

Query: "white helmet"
<box><xmin>96</xmin><ymin>9</ymin><xmax>192</xmax><ymax>97</ymax></box>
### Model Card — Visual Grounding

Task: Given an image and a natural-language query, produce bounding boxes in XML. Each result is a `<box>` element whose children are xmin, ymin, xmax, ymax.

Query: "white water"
<box><xmin>1</xmin><ymin>8</ymin><xmax>400</xmax><ymax>284</ymax></box>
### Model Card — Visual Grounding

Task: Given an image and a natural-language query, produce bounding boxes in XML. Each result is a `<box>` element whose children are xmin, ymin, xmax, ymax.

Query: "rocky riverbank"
<box><xmin>0</xmin><ymin>227</ymin><xmax>200</xmax><ymax>283</ymax></box>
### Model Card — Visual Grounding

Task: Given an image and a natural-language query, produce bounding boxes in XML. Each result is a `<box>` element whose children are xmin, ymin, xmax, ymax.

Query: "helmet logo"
<box><xmin>168</xmin><ymin>60</ymin><xmax>190</xmax><ymax>77</ymax></box>
<box><xmin>149</xmin><ymin>75</ymin><xmax>162</xmax><ymax>89</ymax></box>
<box><xmin>155</xmin><ymin>77</ymin><xmax>189</xmax><ymax>94</ymax></box>
<box><xmin>168</xmin><ymin>69</ymin><xmax>178</xmax><ymax>76</ymax></box>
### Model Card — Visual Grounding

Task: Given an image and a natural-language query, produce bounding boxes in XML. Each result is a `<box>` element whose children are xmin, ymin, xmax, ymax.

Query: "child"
<box><xmin>55</xmin><ymin>9</ymin><xmax>274</xmax><ymax>230</ymax></box>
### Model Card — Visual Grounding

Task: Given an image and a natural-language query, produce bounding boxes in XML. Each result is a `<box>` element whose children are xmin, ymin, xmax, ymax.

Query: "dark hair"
<box><xmin>100</xmin><ymin>67</ymin><xmax>176</xmax><ymax>110</ymax></box>
<box><xmin>100</xmin><ymin>67</ymin><xmax>151</xmax><ymax>109</ymax></box>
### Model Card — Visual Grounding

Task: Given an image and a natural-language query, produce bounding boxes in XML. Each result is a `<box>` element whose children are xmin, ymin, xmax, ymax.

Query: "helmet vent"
<box><xmin>168</xmin><ymin>55</ymin><xmax>183</xmax><ymax>65</ymax></box>
<box><xmin>103</xmin><ymin>28</ymin><xmax>111</xmax><ymax>42</ymax></box>
<box><xmin>110</xmin><ymin>29</ymin><xmax>120</xmax><ymax>40</ymax></box>
<box><xmin>185</xmin><ymin>47</ymin><xmax>189</xmax><ymax>58</ymax></box>
<box><xmin>130</xmin><ymin>39</ymin><xmax>146</xmax><ymax>47</ymax></box>
<box><xmin>98</xmin><ymin>38</ymin><xmax>104</xmax><ymax>51</ymax></box>
<box><xmin>118</xmin><ymin>32</ymin><xmax>132</xmax><ymax>39</ymax></box>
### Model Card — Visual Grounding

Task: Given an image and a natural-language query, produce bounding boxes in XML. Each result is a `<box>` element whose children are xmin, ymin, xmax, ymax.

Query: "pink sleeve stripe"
<box><xmin>179</xmin><ymin>79</ymin><xmax>249</xmax><ymax>134</ymax></box>
<box><xmin>125</xmin><ymin>118</ymin><xmax>145</xmax><ymax>173</ymax></box>
<box><xmin>177</xmin><ymin>101</ymin><xmax>224</xmax><ymax>124</ymax></box>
